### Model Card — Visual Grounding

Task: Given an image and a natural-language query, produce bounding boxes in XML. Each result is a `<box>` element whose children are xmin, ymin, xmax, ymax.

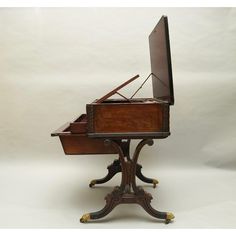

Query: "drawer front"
<box><xmin>60</xmin><ymin>136</ymin><xmax>117</xmax><ymax>155</ymax></box>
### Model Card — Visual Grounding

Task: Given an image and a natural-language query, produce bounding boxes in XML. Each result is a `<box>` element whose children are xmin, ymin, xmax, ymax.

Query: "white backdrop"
<box><xmin>0</xmin><ymin>8</ymin><xmax>236</xmax><ymax>228</ymax></box>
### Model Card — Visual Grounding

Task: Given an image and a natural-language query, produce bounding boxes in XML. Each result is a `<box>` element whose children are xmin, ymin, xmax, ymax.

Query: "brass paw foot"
<box><xmin>165</xmin><ymin>212</ymin><xmax>175</xmax><ymax>224</ymax></box>
<box><xmin>89</xmin><ymin>180</ymin><xmax>96</xmax><ymax>188</ymax></box>
<box><xmin>152</xmin><ymin>179</ymin><xmax>159</xmax><ymax>188</ymax></box>
<box><xmin>80</xmin><ymin>213</ymin><xmax>90</xmax><ymax>223</ymax></box>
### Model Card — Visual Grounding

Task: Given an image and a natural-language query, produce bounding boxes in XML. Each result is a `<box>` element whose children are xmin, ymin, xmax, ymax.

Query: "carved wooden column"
<box><xmin>89</xmin><ymin>139</ymin><xmax>158</xmax><ymax>188</ymax></box>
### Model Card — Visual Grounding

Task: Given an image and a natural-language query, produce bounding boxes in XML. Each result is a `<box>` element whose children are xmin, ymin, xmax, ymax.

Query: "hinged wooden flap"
<box><xmin>149</xmin><ymin>16</ymin><xmax>174</xmax><ymax>105</ymax></box>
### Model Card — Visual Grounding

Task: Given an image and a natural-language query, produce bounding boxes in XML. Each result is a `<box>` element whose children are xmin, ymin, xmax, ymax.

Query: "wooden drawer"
<box><xmin>59</xmin><ymin>135</ymin><xmax>116</xmax><ymax>155</ymax></box>
<box><xmin>51</xmin><ymin>118</ymin><xmax>117</xmax><ymax>155</ymax></box>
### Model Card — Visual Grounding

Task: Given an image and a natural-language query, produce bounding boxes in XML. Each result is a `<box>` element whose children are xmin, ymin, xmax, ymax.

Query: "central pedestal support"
<box><xmin>80</xmin><ymin>139</ymin><xmax>174</xmax><ymax>224</ymax></box>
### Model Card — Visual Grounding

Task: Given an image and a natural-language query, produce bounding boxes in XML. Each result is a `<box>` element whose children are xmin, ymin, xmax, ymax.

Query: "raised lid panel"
<box><xmin>149</xmin><ymin>16</ymin><xmax>174</xmax><ymax>105</ymax></box>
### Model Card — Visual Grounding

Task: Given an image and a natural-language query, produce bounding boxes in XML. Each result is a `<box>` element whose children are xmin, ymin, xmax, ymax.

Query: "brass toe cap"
<box><xmin>152</xmin><ymin>179</ymin><xmax>159</xmax><ymax>188</ymax></box>
<box><xmin>166</xmin><ymin>212</ymin><xmax>175</xmax><ymax>220</ymax></box>
<box><xmin>89</xmin><ymin>180</ymin><xmax>96</xmax><ymax>187</ymax></box>
<box><xmin>80</xmin><ymin>213</ymin><xmax>90</xmax><ymax>223</ymax></box>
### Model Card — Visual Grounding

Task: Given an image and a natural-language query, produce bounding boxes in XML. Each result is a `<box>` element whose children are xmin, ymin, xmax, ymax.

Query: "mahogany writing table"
<box><xmin>52</xmin><ymin>16</ymin><xmax>175</xmax><ymax>224</ymax></box>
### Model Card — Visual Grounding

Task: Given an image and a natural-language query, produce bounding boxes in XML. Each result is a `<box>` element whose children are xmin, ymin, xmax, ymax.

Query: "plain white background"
<box><xmin>0</xmin><ymin>8</ymin><xmax>236</xmax><ymax>228</ymax></box>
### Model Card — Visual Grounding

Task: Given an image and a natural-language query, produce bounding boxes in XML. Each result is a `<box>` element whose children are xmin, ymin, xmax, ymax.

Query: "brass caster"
<box><xmin>165</xmin><ymin>212</ymin><xmax>175</xmax><ymax>224</ymax></box>
<box><xmin>89</xmin><ymin>180</ymin><xmax>96</xmax><ymax>188</ymax></box>
<box><xmin>80</xmin><ymin>213</ymin><xmax>90</xmax><ymax>223</ymax></box>
<box><xmin>152</xmin><ymin>179</ymin><xmax>159</xmax><ymax>188</ymax></box>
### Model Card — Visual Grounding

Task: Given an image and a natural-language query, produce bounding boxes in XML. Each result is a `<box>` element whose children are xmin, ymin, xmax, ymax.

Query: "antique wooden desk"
<box><xmin>52</xmin><ymin>16</ymin><xmax>175</xmax><ymax>224</ymax></box>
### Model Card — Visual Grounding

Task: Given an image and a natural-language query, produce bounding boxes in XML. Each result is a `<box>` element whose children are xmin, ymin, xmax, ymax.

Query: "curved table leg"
<box><xmin>80</xmin><ymin>187</ymin><xmax>121</xmax><ymax>222</ymax></box>
<box><xmin>81</xmin><ymin>139</ymin><xmax>174</xmax><ymax>224</ymax></box>
<box><xmin>89</xmin><ymin>160</ymin><xmax>158</xmax><ymax>188</ymax></box>
<box><xmin>136</xmin><ymin>188</ymin><xmax>174</xmax><ymax>224</ymax></box>
<box><xmin>89</xmin><ymin>159</ymin><xmax>121</xmax><ymax>187</ymax></box>
<box><xmin>136</xmin><ymin>164</ymin><xmax>159</xmax><ymax>188</ymax></box>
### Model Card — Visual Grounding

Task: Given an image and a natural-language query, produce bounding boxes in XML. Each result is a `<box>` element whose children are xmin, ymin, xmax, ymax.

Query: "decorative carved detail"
<box><xmin>81</xmin><ymin>139</ymin><xmax>174</xmax><ymax>223</ymax></box>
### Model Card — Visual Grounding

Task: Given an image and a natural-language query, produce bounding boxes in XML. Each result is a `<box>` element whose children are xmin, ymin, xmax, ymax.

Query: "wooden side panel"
<box><xmin>88</xmin><ymin>103</ymin><xmax>168</xmax><ymax>133</ymax></box>
<box><xmin>70</xmin><ymin>114</ymin><xmax>88</xmax><ymax>134</ymax></box>
<box><xmin>70</xmin><ymin>122</ymin><xmax>87</xmax><ymax>133</ymax></box>
<box><xmin>59</xmin><ymin>136</ymin><xmax>117</xmax><ymax>155</ymax></box>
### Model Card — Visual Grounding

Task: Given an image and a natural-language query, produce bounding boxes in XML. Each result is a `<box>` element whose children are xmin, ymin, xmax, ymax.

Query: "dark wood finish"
<box><xmin>89</xmin><ymin>158</ymin><xmax>158</xmax><ymax>188</ymax></box>
<box><xmin>95</xmin><ymin>74</ymin><xmax>139</xmax><ymax>103</ymax></box>
<box><xmin>88</xmin><ymin>132</ymin><xmax>170</xmax><ymax>139</ymax></box>
<box><xmin>70</xmin><ymin>114</ymin><xmax>87</xmax><ymax>134</ymax></box>
<box><xmin>149</xmin><ymin>16</ymin><xmax>174</xmax><ymax>105</ymax></box>
<box><xmin>52</xmin><ymin>15</ymin><xmax>175</xmax><ymax>224</ymax></box>
<box><xmin>89</xmin><ymin>139</ymin><xmax>158</xmax><ymax>188</ymax></box>
<box><xmin>80</xmin><ymin>139</ymin><xmax>174</xmax><ymax>223</ymax></box>
<box><xmin>52</xmin><ymin>121</ymin><xmax>117</xmax><ymax>155</ymax></box>
<box><xmin>93</xmin><ymin>104</ymin><xmax>163</xmax><ymax>132</ymax></box>
<box><xmin>59</xmin><ymin>135</ymin><xmax>116</xmax><ymax>155</ymax></box>
<box><xmin>87</xmin><ymin>100</ymin><xmax>169</xmax><ymax>138</ymax></box>
<box><xmin>89</xmin><ymin>159</ymin><xmax>121</xmax><ymax>187</ymax></box>
<box><xmin>51</xmin><ymin>115</ymin><xmax>85</xmax><ymax>137</ymax></box>
<box><xmin>136</xmin><ymin>164</ymin><xmax>159</xmax><ymax>188</ymax></box>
